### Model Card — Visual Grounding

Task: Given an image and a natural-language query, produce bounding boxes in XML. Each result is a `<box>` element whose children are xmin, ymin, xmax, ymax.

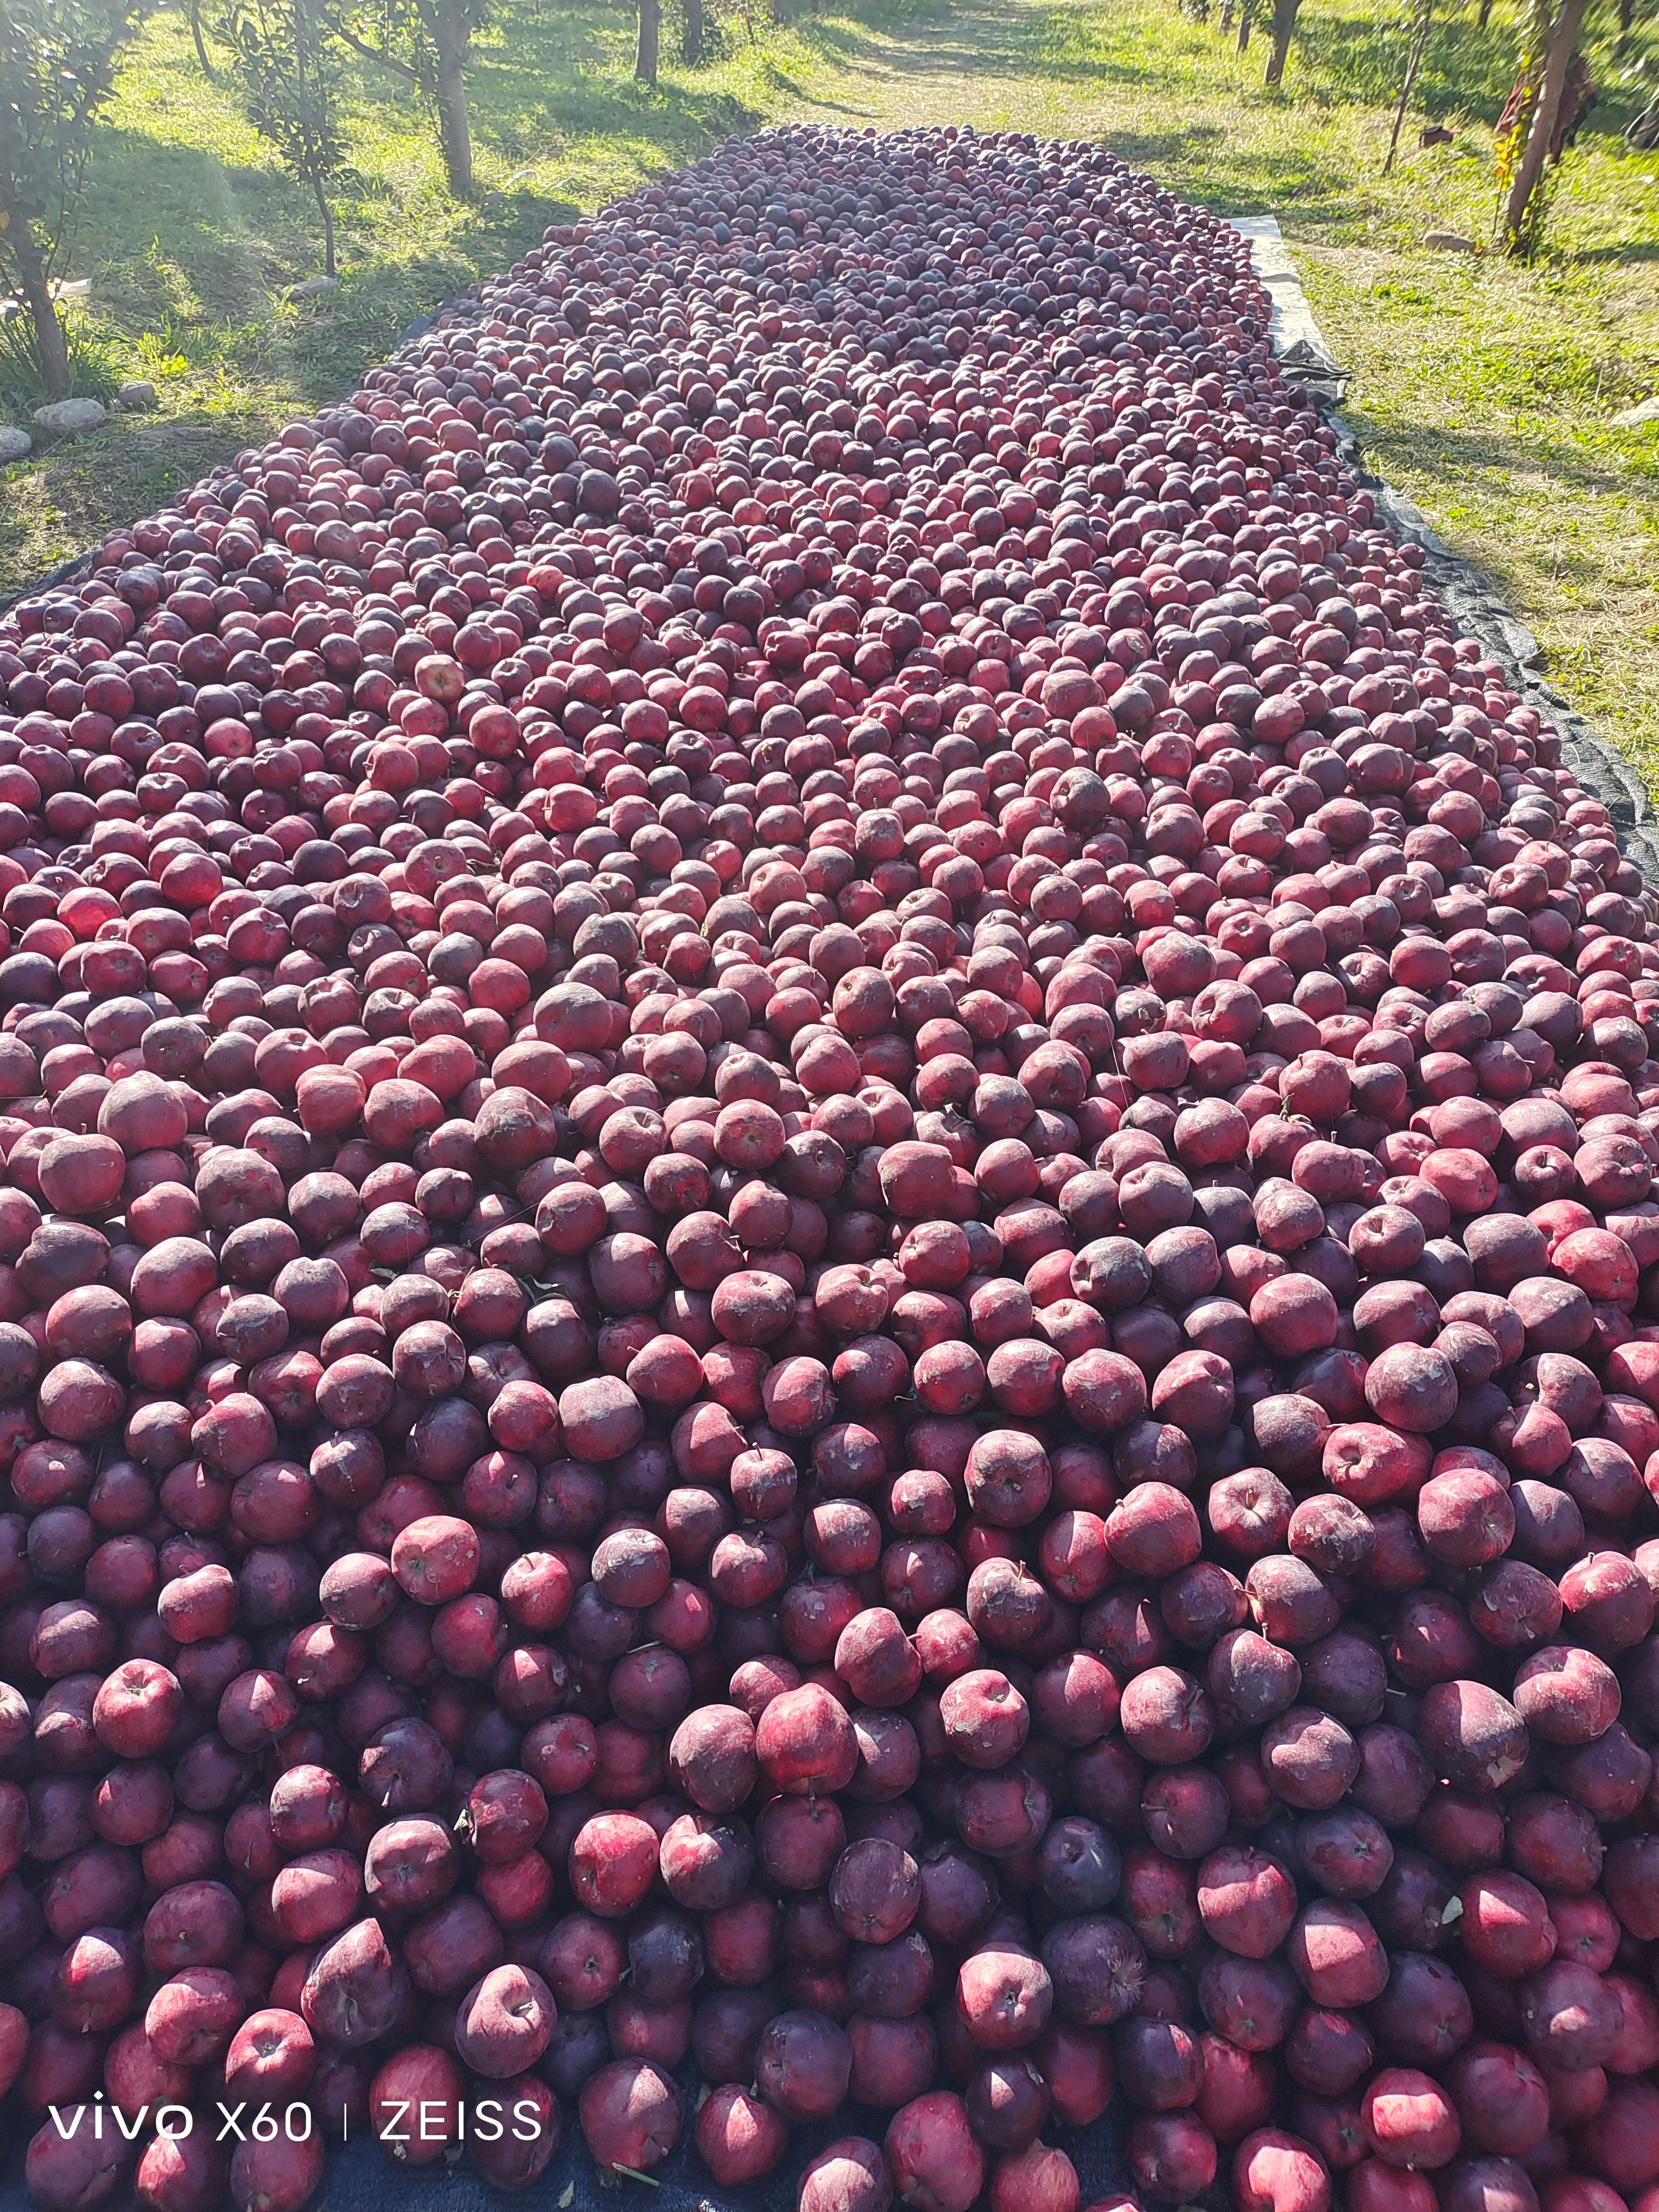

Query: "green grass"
<box><xmin>10</xmin><ymin>0</ymin><xmax>1659</xmax><ymax>788</ymax></box>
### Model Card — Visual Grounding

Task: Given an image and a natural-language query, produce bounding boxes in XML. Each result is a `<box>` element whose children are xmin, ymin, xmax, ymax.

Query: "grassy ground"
<box><xmin>8</xmin><ymin>0</ymin><xmax>1659</xmax><ymax>787</ymax></box>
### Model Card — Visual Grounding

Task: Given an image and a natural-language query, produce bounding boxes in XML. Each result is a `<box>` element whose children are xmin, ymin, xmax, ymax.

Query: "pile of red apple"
<box><xmin>0</xmin><ymin>118</ymin><xmax>1655</xmax><ymax>2212</ymax></box>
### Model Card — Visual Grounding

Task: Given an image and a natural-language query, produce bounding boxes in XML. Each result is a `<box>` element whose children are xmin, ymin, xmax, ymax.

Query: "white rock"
<box><xmin>291</xmin><ymin>275</ymin><xmax>340</xmax><ymax>297</ymax></box>
<box><xmin>1423</xmin><ymin>229</ymin><xmax>1477</xmax><ymax>252</ymax></box>
<box><xmin>117</xmin><ymin>379</ymin><xmax>156</xmax><ymax>411</ymax></box>
<box><xmin>0</xmin><ymin>425</ymin><xmax>32</xmax><ymax>463</ymax></box>
<box><xmin>1612</xmin><ymin>395</ymin><xmax>1659</xmax><ymax>427</ymax></box>
<box><xmin>32</xmin><ymin>398</ymin><xmax>106</xmax><ymax>436</ymax></box>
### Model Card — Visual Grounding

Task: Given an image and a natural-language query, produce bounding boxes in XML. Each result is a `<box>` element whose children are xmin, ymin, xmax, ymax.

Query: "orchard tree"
<box><xmin>637</xmin><ymin>0</ymin><xmax>660</xmax><ymax>81</ymax></box>
<box><xmin>0</xmin><ymin>0</ymin><xmax>143</xmax><ymax>400</ymax></box>
<box><xmin>339</xmin><ymin>0</ymin><xmax>488</xmax><ymax>195</ymax></box>
<box><xmin>1264</xmin><ymin>0</ymin><xmax>1301</xmax><ymax>82</ymax></box>
<box><xmin>216</xmin><ymin>0</ymin><xmax>347</xmax><ymax>275</ymax></box>
<box><xmin>1495</xmin><ymin>0</ymin><xmax>1589</xmax><ymax>254</ymax></box>
<box><xmin>1384</xmin><ymin>0</ymin><xmax>1437</xmax><ymax>173</ymax></box>
<box><xmin>184</xmin><ymin>0</ymin><xmax>216</xmax><ymax>72</ymax></box>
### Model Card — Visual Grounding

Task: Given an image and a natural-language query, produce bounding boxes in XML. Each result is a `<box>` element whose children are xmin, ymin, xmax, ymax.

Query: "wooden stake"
<box><xmin>1385</xmin><ymin>0</ymin><xmax>1434</xmax><ymax>175</ymax></box>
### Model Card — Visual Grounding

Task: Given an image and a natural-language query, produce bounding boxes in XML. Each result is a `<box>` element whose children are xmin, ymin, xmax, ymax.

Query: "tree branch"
<box><xmin>335</xmin><ymin>21</ymin><xmax>419</xmax><ymax>75</ymax></box>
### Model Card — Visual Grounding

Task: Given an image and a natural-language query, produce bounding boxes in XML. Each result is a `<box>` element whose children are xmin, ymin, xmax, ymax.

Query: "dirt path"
<box><xmin>772</xmin><ymin>0</ymin><xmax>1117</xmax><ymax>142</ymax></box>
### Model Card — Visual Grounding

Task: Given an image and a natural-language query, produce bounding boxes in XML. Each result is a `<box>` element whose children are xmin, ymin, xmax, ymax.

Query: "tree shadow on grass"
<box><xmin>472</xmin><ymin>53</ymin><xmax>754</xmax><ymax>139</ymax></box>
<box><xmin>790</xmin><ymin>15</ymin><xmax>1005</xmax><ymax>76</ymax></box>
<box><xmin>1575</xmin><ymin>238</ymin><xmax>1659</xmax><ymax>264</ymax></box>
<box><xmin>761</xmin><ymin>66</ymin><xmax>872</xmax><ymax>113</ymax></box>
<box><xmin>797</xmin><ymin>0</ymin><xmax>968</xmax><ymax>55</ymax></box>
<box><xmin>1102</xmin><ymin>125</ymin><xmax>1360</xmax><ymax>222</ymax></box>
<box><xmin>465</xmin><ymin>0</ymin><xmax>762</xmax><ymax>156</ymax></box>
<box><xmin>1349</xmin><ymin>405</ymin><xmax>1641</xmax><ymax>518</ymax></box>
<box><xmin>71</xmin><ymin>121</ymin><xmax>573</xmax><ymax>411</ymax></box>
<box><xmin>1338</xmin><ymin>407</ymin><xmax>1659</xmax><ymax>757</ymax></box>
<box><xmin>76</xmin><ymin>129</ymin><xmax>283</xmax><ymax>332</ymax></box>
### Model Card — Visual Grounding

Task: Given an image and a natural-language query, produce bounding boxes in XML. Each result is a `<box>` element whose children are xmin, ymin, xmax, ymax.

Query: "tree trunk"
<box><xmin>314</xmin><ymin>178</ymin><xmax>337</xmax><ymax>276</ymax></box>
<box><xmin>1264</xmin><ymin>0</ymin><xmax>1298</xmax><ymax>81</ymax></box>
<box><xmin>9</xmin><ymin>224</ymin><xmax>70</xmax><ymax>401</ymax></box>
<box><xmin>1384</xmin><ymin>3</ymin><xmax>1433</xmax><ymax>173</ymax></box>
<box><xmin>187</xmin><ymin>0</ymin><xmax>215</xmax><ymax>74</ymax></box>
<box><xmin>1501</xmin><ymin>0</ymin><xmax>1587</xmax><ymax>252</ymax></box>
<box><xmin>636</xmin><ymin>0</ymin><xmax>659</xmax><ymax>81</ymax></box>
<box><xmin>1237</xmin><ymin>3</ymin><xmax>1253</xmax><ymax>54</ymax></box>
<box><xmin>681</xmin><ymin>0</ymin><xmax>703</xmax><ymax>61</ymax></box>
<box><xmin>432</xmin><ymin>1</ymin><xmax>474</xmax><ymax>196</ymax></box>
<box><xmin>1478</xmin><ymin>0</ymin><xmax>1493</xmax><ymax>22</ymax></box>
<box><xmin>1220</xmin><ymin>0</ymin><xmax>1234</xmax><ymax>30</ymax></box>
<box><xmin>1617</xmin><ymin>0</ymin><xmax>1634</xmax><ymax>53</ymax></box>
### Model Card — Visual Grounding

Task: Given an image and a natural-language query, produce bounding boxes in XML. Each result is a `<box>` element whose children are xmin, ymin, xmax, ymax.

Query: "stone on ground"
<box><xmin>31</xmin><ymin>398</ymin><xmax>107</xmax><ymax>436</ymax></box>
